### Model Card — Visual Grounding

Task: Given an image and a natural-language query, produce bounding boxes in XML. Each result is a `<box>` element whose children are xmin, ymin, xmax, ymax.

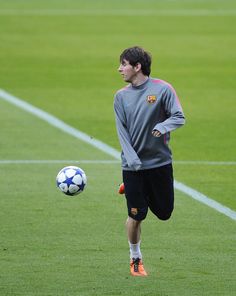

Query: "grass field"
<box><xmin>0</xmin><ymin>0</ymin><xmax>236</xmax><ymax>295</ymax></box>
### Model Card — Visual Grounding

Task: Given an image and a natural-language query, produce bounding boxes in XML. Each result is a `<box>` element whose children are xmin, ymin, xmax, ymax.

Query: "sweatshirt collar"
<box><xmin>131</xmin><ymin>77</ymin><xmax>150</xmax><ymax>90</ymax></box>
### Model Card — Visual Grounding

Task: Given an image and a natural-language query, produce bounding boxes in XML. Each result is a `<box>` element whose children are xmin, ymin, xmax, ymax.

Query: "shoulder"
<box><xmin>115</xmin><ymin>84</ymin><xmax>130</xmax><ymax>96</ymax></box>
<box><xmin>150</xmin><ymin>78</ymin><xmax>173</xmax><ymax>90</ymax></box>
<box><xmin>150</xmin><ymin>78</ymin><xmax>177</xmax><ymax>97</ymax></box>
<box><xmin>114</xmin><ymin>84</ymin><xmax>131</xmax><ymax>105</ymax></box>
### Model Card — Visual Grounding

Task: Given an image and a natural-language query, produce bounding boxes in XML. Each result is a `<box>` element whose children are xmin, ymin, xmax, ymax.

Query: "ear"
<box><xmin>134</xmin><ymin>63</ymin><xmax>142</xmax><ymax>72</ymax></box>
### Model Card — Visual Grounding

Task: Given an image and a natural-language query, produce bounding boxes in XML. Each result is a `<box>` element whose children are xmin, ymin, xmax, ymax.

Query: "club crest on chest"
<box><xmin>146</xmin><ymin>95</ymin><xmax>157</xmax><ymax>104</ymax></box>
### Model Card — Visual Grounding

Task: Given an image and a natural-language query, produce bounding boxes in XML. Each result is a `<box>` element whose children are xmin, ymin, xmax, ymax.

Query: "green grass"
<box><xmin>0</xmin><ymin>0</ymin><xmax>236</xmax><ymax>295</ymax></box>
<box><xmin>0</xmin><ymin>102</ymin><xmax>235</xmax><ymax>295</ymax></box>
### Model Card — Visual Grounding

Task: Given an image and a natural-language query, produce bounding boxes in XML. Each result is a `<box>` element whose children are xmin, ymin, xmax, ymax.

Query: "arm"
<box><xmin>153</xmin><ymin>85</ymin><xmax>185</xmax><ymax>136</ymax></box>
<box><xmin>114</xmin><ymin>95</ymin><xmax>142</xmax><ymax>170</ymax></box>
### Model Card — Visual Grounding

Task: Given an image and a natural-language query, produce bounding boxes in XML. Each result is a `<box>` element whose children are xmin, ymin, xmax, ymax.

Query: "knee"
<box><xmin>154</xmin><ymin>208</ymin><xmax>173</xmax><ymax>221</ymax></box>
<box><xmin>128</xmin><ymin>206</ymin><xmax>148</xmax><ymax>221</ymax></box>
<box><xmin>126</xmin><ymin>216</ymin><xmax>142</xmax><ymax>227</ymax></box>
<box><xmin>157</xmin><ymin>212</ymin><xmax>172</xmax><ymax>221</ymax></box>
<box><xmin>149</xmin><ymin>200</ymin><xmax>174</xmax><ymax>221</ymax></box>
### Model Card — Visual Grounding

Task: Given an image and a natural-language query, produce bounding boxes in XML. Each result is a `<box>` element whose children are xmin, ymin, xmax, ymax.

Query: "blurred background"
<box><xmin>0</xmin><ymin>0</ymin><xmax>235</xmax><ymax>295</ymax></box>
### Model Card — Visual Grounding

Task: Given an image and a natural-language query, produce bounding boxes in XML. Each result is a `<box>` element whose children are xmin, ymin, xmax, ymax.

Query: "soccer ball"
<box><xmin>56</xmin><ymin>166</ymin><xmax>87</xmax><ymax>196</ymax></box>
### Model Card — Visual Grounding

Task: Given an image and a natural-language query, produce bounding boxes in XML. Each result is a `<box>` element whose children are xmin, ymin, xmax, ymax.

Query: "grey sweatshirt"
<box><xmin>114</xmin><ymin>77</ymin><xmax>185</xmax><ymax>171</ymax></box>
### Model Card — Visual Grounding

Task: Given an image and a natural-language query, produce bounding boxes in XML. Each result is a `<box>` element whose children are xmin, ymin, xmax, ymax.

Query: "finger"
<box><xmin>152</xmin><ymin>130</ymin><xmax>161</xmax><ymax>137</ymax></box>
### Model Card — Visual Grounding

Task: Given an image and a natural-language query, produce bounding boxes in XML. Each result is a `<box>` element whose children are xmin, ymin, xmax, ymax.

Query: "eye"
<box><xmin>121</xmin><ymin>60</ymin><xmax>129</xmax><ymax>67</ymax></box>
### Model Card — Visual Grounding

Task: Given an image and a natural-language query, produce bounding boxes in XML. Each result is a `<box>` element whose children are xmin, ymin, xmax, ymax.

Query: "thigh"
<box><xmin>145</xmin><ymin>164</ymin><xmax>174</xmax><ymax>220</ymax></box>
<box><xmin>122</xmin><ymin>170</ymin><xmax>148</xmax><ymax>221</ymax></box>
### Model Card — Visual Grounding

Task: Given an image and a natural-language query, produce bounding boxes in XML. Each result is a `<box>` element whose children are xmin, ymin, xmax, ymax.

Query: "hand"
<box><xmin>152</xmin><ymin>130</ymin><xmax>162</xmax><ymax>137</ymax></box>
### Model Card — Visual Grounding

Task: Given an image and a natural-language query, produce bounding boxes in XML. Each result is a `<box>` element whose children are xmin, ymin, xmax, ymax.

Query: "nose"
<box><xmin>118</xmin><ymin>64</ymin><xmax>123</xmax><ymax>72</ymax></box>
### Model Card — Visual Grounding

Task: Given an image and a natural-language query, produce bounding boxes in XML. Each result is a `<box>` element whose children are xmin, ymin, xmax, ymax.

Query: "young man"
<box><xmin>114</xmin><ymin>46</ymin><xmax>185</xmax><ymax>276</ymax></box>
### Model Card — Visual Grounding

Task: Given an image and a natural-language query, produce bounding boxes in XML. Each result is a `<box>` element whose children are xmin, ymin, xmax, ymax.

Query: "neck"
<box><xmin>131</xmin><ymin>74</ymin><xmax>149</xmax><ymax>87</ymax></box>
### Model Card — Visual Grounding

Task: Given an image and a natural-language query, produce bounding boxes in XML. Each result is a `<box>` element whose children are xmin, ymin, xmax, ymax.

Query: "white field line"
<box><xmin>0</xmin><ymin>89</ymin><xmax>235</xmax><ymax>221</ymax></box>
<box><xmin>0</xmin><ymin>9</ymin><xmax>236</xmax><ymax>16</ymax></box>
<box><xmin>174</xmin><ymin>181</ymin><xmax>236</xmax><ymax>221</ymax></box>
<box><xmin>0</xmin><ymin>159</ymin><xmax>235</xmax><ymax>165</ymax></box>
<box><xmin>0</xmin><ymin>160</ymin><xmax>120</xmax><ymax>164</ymax></box>
<box><xmin>174</xmin><ymin>161</ymin><xmax>236</xmax><ymax>165</ymax></box>
<box><xmin>0</xmin><ymin>89</ymin><xmax>120</xmax><ymax>160</ymax></box>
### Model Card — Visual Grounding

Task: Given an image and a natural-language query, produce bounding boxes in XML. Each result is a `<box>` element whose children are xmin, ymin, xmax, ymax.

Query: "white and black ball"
<box><xmin>56</xmin><ymin>166</ymin><xmax>87</xmax><ymax>196</ymax></box>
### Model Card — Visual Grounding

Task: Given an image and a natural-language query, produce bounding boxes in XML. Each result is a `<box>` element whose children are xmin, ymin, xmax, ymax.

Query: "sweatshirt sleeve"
<box><xmin>114</xmin><ymin>93</ymin><xmax>142</xmax><ymax>170</ymax></box>
<box><xmin>153</xmin><ymin>85</ymin><xmax>185</xmax><ymax>134</ymax></box>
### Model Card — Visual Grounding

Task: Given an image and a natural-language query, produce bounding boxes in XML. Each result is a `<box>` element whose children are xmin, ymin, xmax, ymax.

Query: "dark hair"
<box><xmin>120</xmin><ymin>46</ymin><xmax>152</xmax><ymax>76</ymax></box>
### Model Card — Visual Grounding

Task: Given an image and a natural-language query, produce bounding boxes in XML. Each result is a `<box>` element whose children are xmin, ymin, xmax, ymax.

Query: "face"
<box><xmin>118</xmin><ymin>59</ymin><xmax>138</xmax><ymax>83</ymax></box>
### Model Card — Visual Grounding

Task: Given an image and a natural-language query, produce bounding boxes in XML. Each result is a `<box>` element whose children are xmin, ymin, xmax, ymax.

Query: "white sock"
<box><xmin>129</xmin><ymin>241</ymin><xmax>142</xmax><ymax>259</ymax></box>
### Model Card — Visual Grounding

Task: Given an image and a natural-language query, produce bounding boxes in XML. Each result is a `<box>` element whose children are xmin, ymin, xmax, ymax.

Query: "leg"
<box><xmin>146</xmin><ymin>164</ymin><xmax>174</xmax><ymax>220</ymax></box>
<box><xmin>126</xmin><ymin>216</ymin><xmax>142</xmax><ymax>244</ymax></box>
<box><xmin>126</xmin><ymin>216</ymin><xmax>147</xmax><ymax>276</ymax></box>
<box><xmin>122</xmin><ymin>170</ymin><xmax>148</xmax><ymax>276</ymax></box>
<box><xmin>126</xmin><ymin>217</ymin><xmax>142</xmax><ymax>259</ymax></box>
<box><xmin>126</xmin><ymin>216</ymin><xmax>142</xmax><ymax>259</ymax></box>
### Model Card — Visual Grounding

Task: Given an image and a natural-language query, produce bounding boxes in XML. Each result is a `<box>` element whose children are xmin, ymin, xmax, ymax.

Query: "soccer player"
<box><xmin>114</xmin><ymin>46</ymin><xmax>185</xmax><ymax>276</ymax></box>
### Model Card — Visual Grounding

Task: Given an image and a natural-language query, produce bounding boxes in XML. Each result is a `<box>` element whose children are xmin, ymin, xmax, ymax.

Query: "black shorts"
<box><xmin>123</xmin><ymin>164</ymin><xmax>174</xmax><ymax>221</ymax></box>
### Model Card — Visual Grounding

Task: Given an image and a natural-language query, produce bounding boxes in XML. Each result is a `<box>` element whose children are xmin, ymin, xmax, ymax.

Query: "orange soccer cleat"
<box><xmin>118</xmin><ymin>183</ymin><xmax>125</xmax><ymax>194</ymax></box>
<box><xmin>130</xmin><ymin>258</ymin><xmax>148</xmax><ymax>277</ymax></box>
